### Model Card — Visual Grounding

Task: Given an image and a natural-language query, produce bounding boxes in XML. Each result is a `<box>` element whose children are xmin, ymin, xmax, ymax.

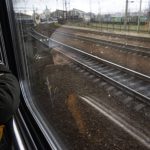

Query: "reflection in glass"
<box><xmin>12</xmin><ymin>0</ymin><xmax>150</xmax><ymax>149</ymax></box>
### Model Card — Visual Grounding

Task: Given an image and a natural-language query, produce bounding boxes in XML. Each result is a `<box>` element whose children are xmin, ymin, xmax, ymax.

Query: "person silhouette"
<box><xmin>0</xmin><ymin>62</ymin><xmax>20</xmax><ymax>149</ymax></box>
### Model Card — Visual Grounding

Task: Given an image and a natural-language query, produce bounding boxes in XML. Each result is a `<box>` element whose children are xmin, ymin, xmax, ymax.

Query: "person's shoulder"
<box><xmin>0</xmin><ymin>62</ymin><xmax>20</xmax><ymax>124</ymax></box>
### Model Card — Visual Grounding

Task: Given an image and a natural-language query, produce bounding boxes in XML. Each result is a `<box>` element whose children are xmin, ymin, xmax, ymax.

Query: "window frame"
<box><xmin>0</xmin><ymin>0</ymin><xmax>62</xmax><ymax>149</ymax></box>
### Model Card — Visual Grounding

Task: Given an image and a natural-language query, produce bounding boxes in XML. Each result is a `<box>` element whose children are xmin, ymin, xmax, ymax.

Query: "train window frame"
<box><xmin>5</xmin><ymin>0</ymin><xmax>150</xmax><ymax>149</ymax></box>
<box><xmin>0</xmin><ymin>0</ymin><xmax>62</xmax><ymax>149</ymax></box>
<box><xmin>0</xmin><ymin>23</ymin><xmax>8</xmax><ymax>65</ymax></box>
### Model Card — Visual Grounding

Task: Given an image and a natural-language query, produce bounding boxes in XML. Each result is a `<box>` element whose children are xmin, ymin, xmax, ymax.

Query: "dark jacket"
<box><xmin>0</xmin><ymin>63</ymin><xmax>20</xmax><ymax>125</ymax></box>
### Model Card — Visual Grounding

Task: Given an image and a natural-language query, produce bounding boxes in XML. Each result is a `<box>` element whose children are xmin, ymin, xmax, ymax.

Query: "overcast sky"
<box><xmin>13</xmin><ymin>0</ymin><xmax>149</xmax><ymax>15</ymax></box>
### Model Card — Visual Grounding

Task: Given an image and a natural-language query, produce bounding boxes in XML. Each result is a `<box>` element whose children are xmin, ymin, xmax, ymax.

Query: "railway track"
<box><xmin>62</xmin><ymin>26</ymin><xmax>150</xmax><ymax>43</ymax></box>
<box><xmin>30</xmin><ymin>29</ymin><xmax>150</xmax><ymax>148</ymax></box>
<box><xmin>52</xmin><ymin>30</ymin><xmax>150</xmax><ymax>57</ymax></box>
<box><xmin>30</xmin><ymin>29</ymin><xmax>150</xmax><ymax>107</ymax></box>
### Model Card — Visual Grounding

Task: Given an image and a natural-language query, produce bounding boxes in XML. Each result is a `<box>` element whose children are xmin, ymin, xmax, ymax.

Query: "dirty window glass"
<box><xmin>0</xmin><ymin>23</ymin><xmax>7</xmax><ymax>64</ymax></box>
<box><xmin>12</xmin><ymin>0</ymin><xmax>150</xmax><ymax>149</ymax></box>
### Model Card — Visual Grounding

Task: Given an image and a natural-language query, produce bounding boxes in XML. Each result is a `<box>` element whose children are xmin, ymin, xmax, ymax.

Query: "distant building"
<box><xmin>15</xmin><ymin>13</ymin><xmax>33</xmax><ymax>25</ymax></box>
<box><xmin>69</xmin><ymin>8</ymin><xmax>85</xmax><ymax>19</ymax></box>
<box><xmin>83</xmin><ymin>14</ymin><xmax>91</xmax><ymax>22</ymax></box>
<box><xmin>51</xmin><ymin>9</ymin><xmax>67</xmax><ymax>19</ymax></box>
<box><xmin>68</xmin><ymin>8</ymin><xmax>97</xmax><ymax>22</ymax></box>
<box><xmin>86</xmin><ymin>12</ymin><xmax>96</xmax><ymax>21</ymax></box>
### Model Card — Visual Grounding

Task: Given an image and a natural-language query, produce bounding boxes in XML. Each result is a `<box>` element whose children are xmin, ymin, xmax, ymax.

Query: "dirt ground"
<box><xmin>29</xmin><ymin>25</ymin><xmax>150</xmax><ymax>149</ymax></box>
<box><xmin>27</xmin><ymin>38</ymin><xmax>149</xmax><ymax>149</ymax></box>
<box><xmin>30</xmin><ymin>63</ymin><xmax>148</xmax><ymax>150</ymax></box>
<box><xmin>35</xmin><ymin>24</ymin><xmax>150</xmax><ymax>76</ymax></box>
<box><xmin>52</xmin><ymin>33</ymin><xmax>150</xmax><ymax>76</ymax></box>
<box><xmin>57</xmin><ymin>27</ymin><xmax>150</xmax><ymax>48</ymax></box>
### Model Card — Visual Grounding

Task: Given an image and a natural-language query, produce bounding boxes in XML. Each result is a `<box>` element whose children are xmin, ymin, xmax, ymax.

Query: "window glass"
<box><xmin>0</xmin><ymin>42</ymin><xmax>3</xmax><ymax>62</ymax></box>
<box><xmin>12</xmin><ymin>0</ymin><xmax>150</xmax><ymax>149</ymax></box>
<box><xmin>0</xmin><ymin>23</ymin><xmax>7</xmax><ymax>64</ymax></box>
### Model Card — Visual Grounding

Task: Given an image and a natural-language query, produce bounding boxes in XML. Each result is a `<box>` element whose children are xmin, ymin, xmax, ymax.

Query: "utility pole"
<box><xmin>137</xmin><ymin>0</ymin><xmax>142</xmax><ymax>32</ymax></box>
<box><xmin>65</xmin><ymin>0</ymin><xmax>67</xmax><ymax>20</ymax></box>
<box><xmin>124</xmin><ymin>0</ymin><xmax>134</xmax><ymax>31</ymax></box>
<box><xmin>89</xmin><ymin>0</ymin><xmax>92</xmax><ymax>21</ymax></box>
<box><xmin>98</xmin><ymin>0</ymin><xmax>101</xmax><ymax>19</ymax></box>
<box><xmin>63</xmin><ymin>0</ymin><xmax>65</xmax><ymax>19</ymax></box>
<box><xmin>56</xmin><ymin>0</ymin><xmax>58</xmax><ymax>18</ymax></box>
<box><xmin>68</xmin><ymin>0</ymin><xmax>71</xmax><ymax>11</ymax></box>
<box><xmin>62</xmin><ymin>0</ymin><xmax>68</xmax><ymax>20</ymax></box>
<box><xmin>148</xmin><ymin>0</ymin><xmax>150</xmax><ymax>33</ymax></box>
<box><xmin>124</xmin><ymin>0</ymin><xmax>129</xmax><ymax>30</ymax></box>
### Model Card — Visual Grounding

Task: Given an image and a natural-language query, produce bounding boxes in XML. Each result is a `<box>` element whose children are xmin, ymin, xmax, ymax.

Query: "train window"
<box><xmin>0</xmin><ymin>23</ymin><xmax>7</xmax><ymax>65</ymax></box>
<box><xmin>0</xmin><ymin>41</ymin><xmax>3</xmax><ymax>62</ymax></box>
<box><xmin>12</xmin><ymin>0</ymin><xmax>150</xmax><ymax>149</ymax></box>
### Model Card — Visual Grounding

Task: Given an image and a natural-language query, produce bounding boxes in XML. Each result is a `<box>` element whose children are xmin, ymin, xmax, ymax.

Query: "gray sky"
<box><xmin>13</xmin><ymin>0</ymin><xmax>149</xmax><ymax>15</ymax></box>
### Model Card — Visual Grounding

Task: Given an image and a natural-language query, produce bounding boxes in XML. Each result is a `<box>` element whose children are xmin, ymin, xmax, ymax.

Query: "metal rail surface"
<box><xmin>62</xmin><ymin>27</ymin><xmax>150</xmax><ymax>43</ymax></box>
<box><xmin>30</xmin><ymin>29</ymin><xmax>150</xmax><ymax>106</ymax></box>
<box><xmin>52</xmin><ymin>30</ymin><xmax>150</xmax><ymax>57</ymax></box>
<box><xmin>29</xmin><ymin>29</ymin><xmax>150</xmax><ymax>149</ymax></box>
